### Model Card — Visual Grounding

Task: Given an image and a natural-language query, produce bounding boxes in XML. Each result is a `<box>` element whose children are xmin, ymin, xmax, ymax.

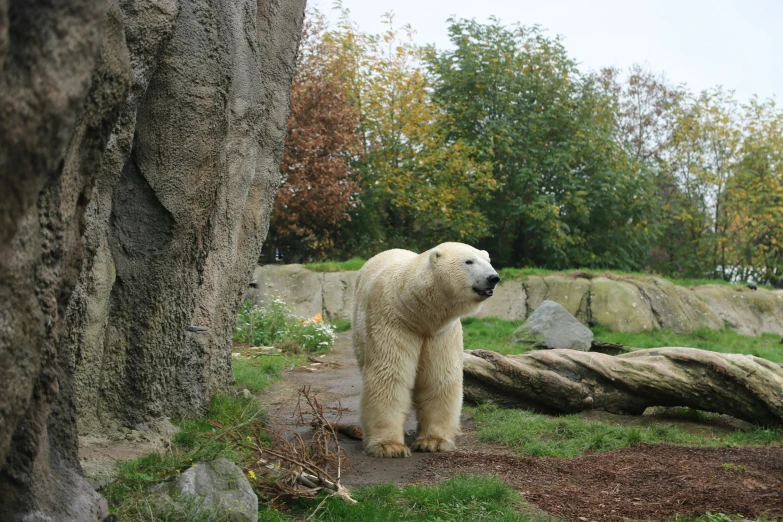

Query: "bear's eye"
<box><xmin>465</xmin><ymin>260</ymin><xmax>474</xmax><ymax>265</ymax></box>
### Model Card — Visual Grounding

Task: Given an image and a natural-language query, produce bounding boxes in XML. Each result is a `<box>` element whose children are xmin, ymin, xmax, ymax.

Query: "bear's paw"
<box><xmin>411</xmin><ymin>437</ymin><xmax>456</xmax><ymax>453</ymax></box>
<box><xmin>365</xmin><ymin>442</ymin><xmax>411</xmax><ymax>458</ymax></box>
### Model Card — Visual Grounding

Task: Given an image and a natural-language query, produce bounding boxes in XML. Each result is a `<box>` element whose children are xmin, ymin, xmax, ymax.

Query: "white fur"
<box><xmin>352</xmin><ymin>242</ymin><xmax>498</xmax><ymax>457</ymax></box>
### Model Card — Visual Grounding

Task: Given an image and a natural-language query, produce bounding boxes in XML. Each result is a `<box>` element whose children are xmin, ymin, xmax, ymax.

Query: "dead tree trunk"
<box><xmin>463</xmin><ymin>348</ymin><xmax>783</xmax><ymax>426</ymax></box>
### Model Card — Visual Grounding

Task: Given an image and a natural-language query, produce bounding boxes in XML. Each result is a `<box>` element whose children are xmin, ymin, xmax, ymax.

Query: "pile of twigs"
<box><xmin>241</xmin><ymin>387</ymin><xmax>356</xmax><ymax>509</ymax></box>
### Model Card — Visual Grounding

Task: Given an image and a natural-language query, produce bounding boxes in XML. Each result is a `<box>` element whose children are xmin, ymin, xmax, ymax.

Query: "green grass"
<box><xmin>232</xmin><ymin>352</ymin><xmax>302</xmax><ymax>394</ymax></box>
<box><xmin>469</xmin><ymin>403</ymin><xmax>783</xmax><ymax>458</ymax></box>
<box><xmin>721</xmin><ymin>462</ymin><xmax>747</xmax><ymax>473</ymax></box>
<box><xmin>104</xmin><ymin>394</ymin><xmax>267</xmax><ymax>519</ymax></box>
<box><xmin>289</xmin><ymin>475</ymin><xmax>539</xmax><ymax>521</ymax></box>
<box><xmin>462</xmin><ymin>316</ymin><xmax>783</xmax><ymax>364</ymax></box>
<box><xmin>332</xmin><ymin>319</ymin><xmax>352</xmax><ymax>332</ymax></box>
<box><xmin>461</xmin><ymin>317</ymin><xmax>525</xmax><ymax>355</ymax></box>
<box><xmin>591</xmin><ymin>325</ymin><xmax>783</xmax><ymax>364</ymax></box>
<box><xmin>305</xmin><ymin>257</ymin><xmax>367</xmax><ymax>272</ymax></box>
<box><xmin>496</xmin><ymin>267</ymin><xmax>771</xmax><ymax>290</ymax></box>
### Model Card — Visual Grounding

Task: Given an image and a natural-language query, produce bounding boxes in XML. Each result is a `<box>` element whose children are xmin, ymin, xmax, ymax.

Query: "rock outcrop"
<box><xmin>247</xmin><ymin>264</ymin><xmax>358</xmax><ymax>321</ymax></box>
<box><xmin>478</xmin><ymin>274</ymin><xmax>783</xmax><ymax>336</ymax></box>
<box><xmin>151</xmin><ymin>458</ymin><xmax>258</xmax><ymax>521</ymax></box>
<box><xmin>512</xmin><ymin>300</ymin><xmax>593</xmax><ymax>351</ymax></box>
<box><xmin>250</xmin><ymin>265</ymin><xmax>783</xmax><ymax>336</ymax></box>
<box><xmin>0</xmin><ymin>1</ymin><xmax>306</xmax><ymax>520</ymax></box>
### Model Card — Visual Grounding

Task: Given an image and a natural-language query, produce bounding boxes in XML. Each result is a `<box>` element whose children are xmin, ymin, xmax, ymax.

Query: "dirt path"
<box><xmin>261</xmin><ymin>332</ymin><xmax>783</xmax><ymax>521</ymax></box>
<box><xmin>261</xmin><ymin>331</ymin><xmax>470</xmax><ymax>487</ymax></box>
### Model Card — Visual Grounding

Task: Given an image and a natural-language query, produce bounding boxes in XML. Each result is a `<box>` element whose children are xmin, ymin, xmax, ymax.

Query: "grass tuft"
<box><xmin>290</xmin><ymin>474</ymin><xmax>537</xmax><ymax>521</ymax></box>
<box><xmin>461</xmin><ymin>317</ymin><xmax>525</xmax><ymax>355</ymax></box>
<box><xmin>104</xmin><ymin>394</ymin><xmax>266</xmax><ymax>519</ymax></box>
<box><xmin>304</xmin><ymin>258</ymin><xmax>367</xmax><ymax>272</ymax></box>
<box><xmin>332</xmin><ymin>319</ymin><xmax>352</xmax><ymax>332</ymax></box>
<box><xmin>232</xmin><ymin>353</ymin><xmax>300</xmax><ymax>394</ymax></box>
<box><xmin>721</xmin><ymin>462</ymin><xmax>747</xmax><ymax>473</ymax></box>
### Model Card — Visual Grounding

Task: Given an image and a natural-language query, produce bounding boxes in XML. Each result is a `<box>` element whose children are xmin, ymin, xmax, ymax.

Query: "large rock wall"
<box><xmin>0</xmin><ymin>1</ymin><xmax>306</xmax><ymax>520</ymax></box>
<box><xmin>247</xmin><ymin>264</ymin><xmax>358</xmax><ymax>321</ymax></box>
<box><xmin>250</xmin><ymin>265</ymin><xmax>783</xmax><ymax>336</ymax></box>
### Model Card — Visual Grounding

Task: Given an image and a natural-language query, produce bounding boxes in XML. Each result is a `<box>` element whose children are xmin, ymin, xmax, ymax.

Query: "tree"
<box><xmin>659</xmin><ymin>89</ymin><xmax>742</xmax><ymax>279</ymax></box>
<box><xmin>597</xmin><ymin>65</ymin><xmax>684</xmax><ymax>167</ymax></box>
<box><xmin>427</xmin><ymin>18</ymin><xmax>658</xmax><ymax>269</ymax></box>
<box><xmin>324</xmin><ymin>9</ymin><xmax>497</xmax><ymax>254</ymax></box>
<box><xmin>268</xmin><ymin>11</ymin><xmax>362</xmax><ymax>261</ymax></box>
<box><xmin>724</xmin><ymin>99</ymin><xmax>783</xmax><ymax>286</ymax></box>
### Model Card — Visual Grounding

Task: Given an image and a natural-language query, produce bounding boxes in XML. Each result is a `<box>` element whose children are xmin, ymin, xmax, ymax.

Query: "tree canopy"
<box><xmin>266</xmin><ymin>7</ymin><xmax>783</xmax><ymax>287</ymax></box>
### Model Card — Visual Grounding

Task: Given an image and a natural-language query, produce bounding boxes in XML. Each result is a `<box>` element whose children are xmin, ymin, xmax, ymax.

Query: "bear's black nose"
<box><xmin>487</xmin><ymin>274</ymin><xmax>500</xmax><ymax>285</ymax></box>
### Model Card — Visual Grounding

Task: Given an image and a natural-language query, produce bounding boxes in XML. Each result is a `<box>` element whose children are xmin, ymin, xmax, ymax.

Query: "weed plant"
<box><xmin>234</xmin><ymin>298</ymin><xmax>336</xmax><ymax>353</ymax></box>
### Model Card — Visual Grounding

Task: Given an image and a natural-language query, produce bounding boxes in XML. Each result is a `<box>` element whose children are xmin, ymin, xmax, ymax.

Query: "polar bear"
<box><xmin>352</xmin><ymin>242</ymin><xmax>500</xmax><ymax>458</ymax></box>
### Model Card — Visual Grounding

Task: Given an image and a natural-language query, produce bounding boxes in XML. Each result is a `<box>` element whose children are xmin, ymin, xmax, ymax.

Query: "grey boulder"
<box><xmin>151</xmin><ymin>458</ymin><xmax>257</xmax><ymax>521</ymax></box>
<box><xmin>512</xmin><ymin>300</ymin><xmax>593</xmax><ymax>351</ymax></box>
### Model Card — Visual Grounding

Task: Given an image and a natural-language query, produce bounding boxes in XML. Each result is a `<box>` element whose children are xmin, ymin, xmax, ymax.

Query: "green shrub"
<box><xmin>285</xmin><ymin>319</ymin><xmax>337</xmax><ymax>352</ymax></box>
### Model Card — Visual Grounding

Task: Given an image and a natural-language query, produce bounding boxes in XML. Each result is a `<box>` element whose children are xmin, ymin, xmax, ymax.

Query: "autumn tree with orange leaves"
<box><xmin>267</xmin><ymin>13</ymin><xmax>362</xmax><ymax>262</ymax></box>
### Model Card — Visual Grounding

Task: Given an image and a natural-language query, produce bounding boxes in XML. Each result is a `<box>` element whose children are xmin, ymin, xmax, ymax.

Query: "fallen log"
<box><xmin>463</xmin><ymin>348</ymin><xmax>783</xmax><ymax>426</ymax></box>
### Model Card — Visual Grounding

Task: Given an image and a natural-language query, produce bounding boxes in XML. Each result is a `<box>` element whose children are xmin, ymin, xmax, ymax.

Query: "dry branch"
<box><xmin>310</xmin><ymin>419</ymin><xmax>364</xmax><ymax>440</ymax></box>
<box><xmin>463</xmin><ymin>348</ymin><xmax>783</xmax><ymax>425</ymax></box>
<box><xmin>207</xmin><ymin>386</ymin><xmax>357</xmax><ymax>507</ymax></box>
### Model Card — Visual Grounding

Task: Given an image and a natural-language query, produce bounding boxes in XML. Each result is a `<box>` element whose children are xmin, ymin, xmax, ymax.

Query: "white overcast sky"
<box><xmin>314</xmin><ymin>0</ymin><xmax>781</xmax><ymax>103</ymax></box>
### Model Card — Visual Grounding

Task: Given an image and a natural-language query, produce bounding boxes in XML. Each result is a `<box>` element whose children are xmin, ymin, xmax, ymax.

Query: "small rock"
<box><xmin>187</xmin><ymin>325</ymin><xmax>209</xmax><ymax>333</ymax></box>
<box><xmin>151</xmin><ymin>458</ymin><xmax>257</xmax><ymax>521</ymax></box>
<box><xmin>235</xmin><ymin>388</ymin><xmax>252</xmax><ymax>399</ymax></box>
<box><xmin>87</xmin><ymin>477</ymin><xmax>110</xmax><ymax>491</ymax></box>
<box><xmin>512</xmin><ymin>300</ymin><xmax>593</xmax><ymax>351</ymax></box>
<box><xmin>150</xmin><ymin>417</ymin><xmax>180</xmax><ymax>436</ymax></box>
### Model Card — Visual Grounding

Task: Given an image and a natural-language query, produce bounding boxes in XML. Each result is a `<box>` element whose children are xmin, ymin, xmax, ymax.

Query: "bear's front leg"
<box><xmin>412</xmin><ymin>325</ymin><xmax>463</xmax><ymax>452</ymax></box>
<box><xmin>359</xmin><ymin>333</ymin><xmax>421</xmax><ymax>458</ymax></box>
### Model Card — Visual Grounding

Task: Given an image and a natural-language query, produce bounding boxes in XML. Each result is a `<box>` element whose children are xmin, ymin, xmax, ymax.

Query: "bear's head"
<box><xmin>428</xmin><ymin>242</ymin><xmax>500</xmax><ymax>304</ymax></box>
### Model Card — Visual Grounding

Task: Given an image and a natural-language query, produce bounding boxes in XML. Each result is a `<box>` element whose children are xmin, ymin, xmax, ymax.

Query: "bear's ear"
<box><xmin>480</xmin><ymin>250</ymin><xmax>490</xmax><ymax>261</ymax></box>
<box><xmin>429</xmin><ymin>248</ymin><xmax>442</xmax><ymax>265</ymax></box>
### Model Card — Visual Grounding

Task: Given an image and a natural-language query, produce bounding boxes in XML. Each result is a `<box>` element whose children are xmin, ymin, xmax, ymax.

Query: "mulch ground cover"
<box><xmin>424</xmin><ymin>444</ymin><xmax>783</xmax><ymax>521</ymax></box>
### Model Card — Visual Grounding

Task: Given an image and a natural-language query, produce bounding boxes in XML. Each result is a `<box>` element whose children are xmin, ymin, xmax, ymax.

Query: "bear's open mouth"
<box><xmin>474</xmin><ymin>287</ymin><xmax>494</xmax><ymax>298</ymax></box>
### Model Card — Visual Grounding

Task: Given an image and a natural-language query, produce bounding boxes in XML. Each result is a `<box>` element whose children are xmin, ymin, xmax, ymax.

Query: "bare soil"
<box><xmin>261</xmin><ymin>332</ymin><xmax>440</xmax><ymax>487</ymax></box>
<box><xmin>423</xmin><ymin>446</ymin><xmax>783</xmax><ymax>521</ymax></box>
<box><xmin>79</xmin><ymin>428</ymin><xmax>174</xmax><ymax>489</ymax></box>
<box><xmin>262</xmin><ymin>332</ymin><xmax>783</xmax><ymax>521</ymax></box>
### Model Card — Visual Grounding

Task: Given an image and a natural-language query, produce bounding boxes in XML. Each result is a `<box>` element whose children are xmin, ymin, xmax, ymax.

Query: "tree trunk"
<box><xmin>463</xmin><ymin>348</ymin><xmax>783</xmax><ymax>426</ymax></box>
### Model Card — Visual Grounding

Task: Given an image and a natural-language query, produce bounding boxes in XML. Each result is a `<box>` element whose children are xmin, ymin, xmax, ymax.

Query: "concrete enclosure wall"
<box><xmin>249</xmin><ymin>265</ymin><xmax>783</xmax><ymax>337</ymax></box>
